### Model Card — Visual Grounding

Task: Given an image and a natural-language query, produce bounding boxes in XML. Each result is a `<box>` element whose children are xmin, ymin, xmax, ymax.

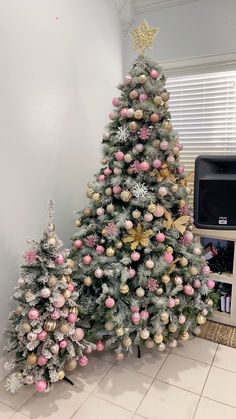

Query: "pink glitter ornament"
<box><xmin>144</xmin><ymin>213</ymin><xmax>153</xmax><ymax>222</ymax></box>
<box><xmin>37</xmin><ymin>330</ymin><xmax>48</xmax><ymax>341</ymax></box>
<box><xmin>201</xmin><ymin>265</ymin><xmax>210</xmax><ymax>275</ymax></box>
<box><xmin>138</xmin><ymin>127</ymin><xmax>150</xmax><ymax>140</ymax></box>
<box><xmin>163</xmin><ymin>252</ymin><xmax>174</xmax><ymax>264</ymax></box>
<box><xmin>23</xmin><ymin>249</ymin><xmax>38</xmax><ymax>265</ymax></box>
<box><xmin>193</xmin><ymin>279</ymin><xmax>201</xmax><ymax>288</ymax></box>
<box><xmin>50</xmin><ymin>343</ymin><xmax>59</xmax><ymax>354</ymax></box>
<box><xmin>27</xmin><ymin>332</ymin><xmax>37</xmax><ymax>342</ymax></box>
<box><xmin>35</xmin><ymin>379</ymin><xmax>47</xmax><ymax>393</ymax></box>
<box><xmin>74</xmin><ymin>239</ymin><xmax>83</xmax><ymax>249</ymax></box>
<box><xmin>150</xmin><ymin>69</ymin><xmax>159</xmax><ymax>79</ymax></box>
<box><xmin>50</xmin><ymin>309</ymin><xmax>60</xmax><ymax>320</ymax></box>
<box><xmin>79</xmin><ymin>355</ymin><xmax>88</xmax><ymax>366</ymax></box>
<box><xmin>120</xmin><ymin>108</ymin><xmax>128</xmax><ymax>117</ymax></box>
<box><xmin>206</xmin><ymin>279</ymin><xmax>215</xmax><ymax>289</ymax></box>
<box><xmin>96</xmin><ymin>340</ymin><xmax>105</xmax><ymax>351</ymax></box>
<box><xmin>112</xmin><ymin>97</ymin><xmax>120</xmax><ymax>107</ymax></box>
<box><xmin>167</xmin><ymin>155</ymin><xmax>175</xmax><ymax>163</ymax></box>
<box><xmin>82</xmin><ymin>254</ymin><xmax>92</xmax><ymax>265</ymax></box>
<box><xmin>158</xmin><ymin>186</ymin><xmax>168</xmax><ymax>197</ymax></box>
<box><xmin>98</xmin><ymin>174</ymin><xmax>105</xmax><ymax>182</ymax></box>
<box><xmin>96</xmin><ymin>245</ymin><xmax>105</xmax><ymax>254</ymax></box>
<box><xmin>183</xmin><ymin>285</ymin><xmax>194</xmax><ymax>296</ymax></box>
<box><xmin>178</xmin><ymin>314</ymin><xmax>186</xmax><ymax>324</ymax></box>
<box><xmin>183</xmin><ymin>231</ymin><xmax>193</xmax><ymax>243</ymax></box>
<box><xmin>147</xmin><ymin>277</ymin><xmax>157</xmax><ymax>292</ymax></box>
<box><xmin>160</xmin><ymin>140</ymin><xmax>169</xmax><ymax>151</ymax></box>
<box><xmin>131</xmin><ymin>160</ymin><xmax>142</xmax><ymax>173</ymax></box>
<box><xmin>28</xmin><ymin>308</ymin><xmax>39</xmax><ymax>320</ymax></box>
<box><xmin>129</xmin><ymin>89</ymin><xmax>139</xmax><ymax>100</ymax></box>
<box><xmin>155</xmin><ymin>232</ymin><xmax>165</xmax><ymax>242</ymax></box>
<box><xmin>113</xmin><ymin>185</ymin><xmax>121</xmax><ymax>194</ymax></box>
<box><xmin>37</xmin><ymin>355</ymin><xmax>48</xmax><ymax>366</ymax></box>
<box><xmin>129</xmin><ymin>267</ymin><xmax>136</xmax><ymax>278</ymax></box>
<box><xmin>167</xmin><ymin>298</ymin><xmax>175</xmax><ymax>308</ymax></box>
<box><xmin>68</xmin><ymin>313</ymin><xmax>77</xmax><ymax>323</ymax></box>
<box><xmin>85</xmin><ymin>346</ymin><xmax>93</xmax><ymax>354</ymax></box>
<box><xmin>115</xmin><ymin>150</ymin><xmax>125</xmax><ymax>161</ymax></box>
<box><xmin>131</xmin><ymin>251</ymin><xmax>141</xmax><ymax>262</ymax></box>
<box><xmin>131</xmin><ymin>305</ymin><xmax>139</xmax><ymax>313</ymax></box>
<box><xmin>104</xmin><ymin>167</ymin><xmax>112</xmax><ymax>176</ymax></box>
<box><xmin>67</xmin><ymin>282</ymin><xmax>75</xmax><ymax>292</ymax></box>
<box><xmin>177</xmin><ymin>165</ymin><xmax>185</xmax><ymax>174</ymax></box>
<box><xmin>96</xmin><ymin>208</ymin><xmax>105</xmax><ymax>217</ymax></box>
<box><xmin>59</xmin><ymin>339</ymin><xmax>68</xmax><ymax>349</ymax></box>
<box><xmin>135</xmin><ymin>143</ymin><xmax>144</xmax><ymax>153</ymax></box>
<box><xmin>132</xmin><ymin>312</ymin><xmax>141</xmax><ymax>324</ymax></box>
<box><xmin>139</xmin><ymin>93</ymin><xmax>148</xmax><ymax>102</ymax></box>
<box><xmin>140</xmin><ymin>161</ymin><xmax>150</xmax><ymax>171</ymax></box>
<box><xmin>105</xmin><ymin>297</ymin><xmax>115</xmax><ymax>308</ymax></box>
<box><xmin>150</xmin><ymin>113</ymin><xmax>160</xmax><ymax>123</ymax></box>
<box><xmin>85</xmin><ymin>235</ymin><xmax>97</xmax><ymax>247</ymax></box>
<box><xmin>104</xmin><ymin>222</ymin><xmax>117</xmax><ymax>236</ymax></box>
<box><xmin>154</xmin><ymin>205</ymin><xmax>165</xmax><ymax>217</ymax></box>
<box><xmin>109</xmin><ymin>111</ymin><xmax>116</xmax><ymax>120</ymax></box>
<box><xmin>153</xmin><ymin>159</ymin><xmax>162</xmax><ymax>168</ymax></box>
<box><xmin>73</xmin><ymin>328</ymin><xmax>84</xmax><ymax>341</ymax></box>
<box><xmin>127</xmin><ymin>108</ymin><xmax>135</xmax><ymax>118</ymax></box>
<box><xmin>140</xmin><ymin>310</ymin><xmax>150</xmax><ymax>320</ymax></box>
<box><xmin>55</xmin><ymin>254</ymin><xmax>64</xmax><ymax>265</ymax></box>
<box><xmin>125</xmin><ymin>220</ymin><xmax>133</xmax><ymax>230</ymax></box>
<box><xmin>53</xmin><ymin>294</ymin><xmax>65</xmax><ymax>308</ymax></box>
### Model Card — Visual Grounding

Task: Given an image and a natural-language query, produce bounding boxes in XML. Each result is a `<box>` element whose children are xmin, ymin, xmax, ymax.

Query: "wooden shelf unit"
<box><xmin>193</xmin><ymin>227</ymin><xmax>236</xmax><ymax>326</ymax></box>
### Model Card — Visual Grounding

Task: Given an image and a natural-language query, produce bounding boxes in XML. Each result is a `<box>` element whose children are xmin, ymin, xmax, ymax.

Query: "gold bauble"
<box><xmin>188</xmin><ymin>225</ymin><xmax>194</xmax><ymax>231</ymax></box>
<box><xmin>27</xmin><ymin>353</ymin><xmax>37</xmax><ymax>366</ymax></box>
<box><xmin>105</xmin><ymin>321</ymin><xmax>114</xmax><ymax>331</ymax></box>
<box><xmin>63</xmin><ymin>289</ymin><xmax>72</xmax><ymax>299</ymax></box>
<box><xmin>67</xmin><ymin>259</ymin><xmax>76</xmax><ymax>270</ymax></box>
<box><xmin>48</xmin><ymin>237</ymin><xmax>56</xmax><ymax>246</ymax></box>
<box><xmin>181</xmin><ymin>331</ymin><xmax>190</xmax><ymax>341</ymax></box>
<box><xmin>122</xmin><ymin>336</ymin><xmax>132</xmax><ymax>348</ymax></box>
<box><xmin>120</xmin><ymin>284</ymin><xmax>129</xmax><ymax>294</ymax></box>
<box><xmin>84</xmin><ymin>207</ymin><xmax>92</xmax><ymax>217</ymax></box>
<box><xmin>106</xmin><ymin>204</ymin><xmax>115</xmax><ymax>213</ymax></box>
<box><xmin>57</xmin><ymin>370</ymin><xmax>65</xmax><ymax>380</ymax></box>
<box><xmin>206</xmin><ymin>298</ymin><xmax>213</xmax><ymax>307</ymax></box>
<box><xmin>166</xmin><ymin>246</ymin><xmax>173</xmax><ymax>254</ymax></box>
<box><xmin>61</xmin><ymin>307</ymin><xmax>69</xmax><ymax>317</ymax></box>
<box><xmin>86</xmin><ymin>187</ymin><xmax>94</xmax><ymax>199</ymax></box>
<box><xmin>21</xmin><ymin>322</ymin><xmax>31</xmax><ymax>334</ymax></box>
<box><xmin>124</xmin><ymin>153</ymin><xmax>133</xmax><ymax>163</ymax></box>
<box><xmin>139</xmin><ymin>74</ymin><xmax>147</xmax><ymax>83</ymax></box>
<box><xmin>127</xmin><ymin>167</ymin><xmax>134</xmax><ymax>175</ymax></box>
<box><xmin>197</xmin><ymin>314</ymin><xmax>206</xmax><ymax>325</ymax></box>
<box><xmin>179</xmin><ymin>257</ymin><xmax>188</xmax><ymax>267</ymax></box>
<box><xmin>84</xmin><ymin>276</ymin><xmax>92</xmax><ymax>286</ymax></box>
<box><xmin>193</xmin><ymin>326</ymin><xmax>201</xmax><ymax>335</ymax></box>
<box><xmin>129</xmin><ymin>121</ymin><xmax>138</xmax><ymax>132</ymax></box>
<box><xmin>163</xmin><ymin>102</ymin><xmax>169</xmax><ymax>110</ymax></box>
<box><xmin>106</xmin><ymin>247</ymin><xmax>115</xmax><ymax>257</ymax></box>
<box><xmin>69</xmin><ymin>307</ymin><xmax>79</xmax><ymax>315</ymax></box>
<box><xmin>92</xmin><ymin>193</ymin><xmax>101</xmax><ymax>202</ymax></box>
<box><xmin>154</xmin><ymin>95</ymin><xmax>162</xmax><ymax>105</ymax></box>
<box><xmin>152</xmin><ymin>139</ymin><xmax>160</xmax><ymax>148</ymax></box>
<box><xmin>162</xmin><ymin>275</ymin><xmax>171</xmax><ymax>284</ymax></box>
<box><xmin>65</xmin><ymin>358</ymin><xmax>77</xmax><ymax>371</ymax></box>
<box><xmin>44</xmin><ymin>319</ymin><xmax>57</xmax><ymax>332</ymax></box>
<box><xmin>153</xmin><ymin>334</ymin><xmax>163</xmax><ymax>344</ymax></box>
<box><xmin>190</xmin><ymin>266</ymin><xmax>198</xmax><ymax>276</ymax></box>
<box><xmin>156</xmin><ymin>287</ymin><xmax>163</xmax><ymax>296</ymax></box>
<box><xmin>168</xmin><ymin>323</ymin><xmax>178</xmax><ymax>333</ymax></box>
<box><xmin>145</xmin><ymin>339</ymin><xmax>155</xmax><ymax>349</ymax></box>
<box><xmin>121</xmin><ymin>190</ymin><xmax>132</xmax><ymax>202</ymax></box>
<box><xmin>134</xmin><ymin>109</ymin><xmax>143</xmax><ymax>120</ymax></box>
<box><xmin>116</xmin><ymin>352</ymin><xmax>124</xmax><ymax>361</ymax></box>
<box><xmin>171</xmin><ymin>184</ymin><xmax>179</xmax><ymax>193</ymax></box>
<box><xmin>60</xmin><ymin>275</ymin><xmax>68</xmax><ymax>284</ymax></box>
<box><xmin>116</xmin><ymin>327</ymin><xmax>124</xmax><ymax>336</ymax></box>
<box><xmin>15</xmin><ymin>305</ymin><xmax>23</xmax><ymax>315</ymax></box>
<box><xmin>60</xmin><ymin>323</ymin><xmax>70</xmax><ymax>334</ymax></box>
<box><xmin>75</xmin><ymin>219</ymin><xmax>81</xmax><ymax>227</ymax></box>
<box><xmin>186</xmin><ymin>186</ymin><xmax>192</xmax><ymax>195</ymax></box>
<box><xmin>115</xmin><ymin>241</ymin><xmax>123</xmax><ymax>249</ymax></box>
<box><xmin>132</xmin><ymin>209</ymin><xmax>141</xmax><ymax>219</ymax></box>
<box><xmin>162</xmin><ymin>92</ymin><xmax>170</xmax><ymax>102</ymax></box>
<box><xmin>179</xmin><ymin>199</ymin><xmax>186</xmax><ymax>208</ymax></box>
<box><xmin>140</xmin><ymin>329</ymin><xmax>150</xmax><ymax>340</ymax></box>
<box><xmin>160</xmin><ymin>312</ymin><xmax>169</xmax><ymax>322</ymax></box>
<box><xmin>148</xmin><ymin>203</ymin><xmax>156</xmax><ymax>214</ymax></box>
<box><xmin>105</xmin><ymin>187</ymin><xmax>113</xmax><ymax>196</ymax></box>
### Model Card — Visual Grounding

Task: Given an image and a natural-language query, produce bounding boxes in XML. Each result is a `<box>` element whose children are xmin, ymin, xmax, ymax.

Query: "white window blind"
<box><xmin>166</xmin><ymin>70</ymin><xmax>236</xmax><ymax>196</ymax></box>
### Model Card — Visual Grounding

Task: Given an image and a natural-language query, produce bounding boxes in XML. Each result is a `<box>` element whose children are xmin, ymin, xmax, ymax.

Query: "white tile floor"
<box><xmin>1</xmin><ymin>337</ymin><xmax>236</xmax><ymax>419</ymax></box>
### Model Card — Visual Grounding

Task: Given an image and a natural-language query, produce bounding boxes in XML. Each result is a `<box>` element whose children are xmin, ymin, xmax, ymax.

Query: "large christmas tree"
<box><xmin>5</xmin><ymin>201</ymin><xmax>94</xmax><ymax>393</ymax></box>
<box><xmin>70</xmin><ymin>21</ymin><xmax>215</xmax><ymax>359</ymax></box>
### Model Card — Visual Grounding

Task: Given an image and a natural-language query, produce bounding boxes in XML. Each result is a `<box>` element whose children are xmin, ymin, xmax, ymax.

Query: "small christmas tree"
<box><xmin>5</xmin><ymin>201</ymin><xmax>94</xmax><ymax>394</ymax></box>
<box><xmin>70</xmin><ymin>21</ymin><xmax>215</xmax><ymax>359</ymax></box>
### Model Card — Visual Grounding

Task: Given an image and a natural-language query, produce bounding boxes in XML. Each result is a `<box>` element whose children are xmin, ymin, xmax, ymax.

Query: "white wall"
<box><xmin>0</xmin><ymin>0</ymin><xmax>122</xmax><ymax>365</ymax></box>
<box><xmin>123</xmin><ymin>0</ymin><xmax>236</xmax><ymax>71</ymax></box>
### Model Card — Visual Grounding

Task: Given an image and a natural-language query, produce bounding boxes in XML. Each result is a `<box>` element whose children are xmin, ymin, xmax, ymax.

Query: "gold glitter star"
<box><xmin>129</xmin><ymin>19</ymin><xmax>159</xmax><ymax>56</ymax></box>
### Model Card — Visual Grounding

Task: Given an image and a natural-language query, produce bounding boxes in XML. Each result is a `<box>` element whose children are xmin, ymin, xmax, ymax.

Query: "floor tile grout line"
<box><xmin>169</xmin><ymin>349</ymin><xmax>218</xmax><ymax>366</ymax></box>
<box><xmin>155</xmin><ymin>377</ymin><xmax>202</xmax><ymax>397</ymax></box>
<box><xmin>86</xmin><ymin>392</ymin><xmax>135</xmax><ymax>414</ymax></box>
<box><xmin>69</xmin><ymin>390</ymin><xmax>91</xmax><ymax>419</ymax></box>
<box><xmin>201</xmin><ymin>395</ymin><xmax>236</xmax><ymax>410</ymax></box>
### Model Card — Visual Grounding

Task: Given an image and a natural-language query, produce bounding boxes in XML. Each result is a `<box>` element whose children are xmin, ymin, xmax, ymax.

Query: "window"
<box><xmin>166</xmin><ymin>70</ymin><xmax>236</xmax><ymax>201</ymax></box>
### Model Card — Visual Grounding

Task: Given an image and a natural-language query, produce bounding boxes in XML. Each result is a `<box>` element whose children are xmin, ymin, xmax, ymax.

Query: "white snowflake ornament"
<box><xmin>115</xmin><ymin>126</ymin><xmax>130</xmax><ymax>142</ymax></box>
<box><xmin>5</xmin><ymin>373</ymin><xmax>23</xmax><ymax>394</ymax></box>
<box><xmin>132</xmin><ymin>183</ymin><xmax>148</xmax><ymax>199</ymax></box>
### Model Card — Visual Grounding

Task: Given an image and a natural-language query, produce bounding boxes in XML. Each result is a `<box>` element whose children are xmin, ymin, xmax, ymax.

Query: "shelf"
<box><xmin>193</xmin><ymin>227</ymin><xmax>236</xmax><ymax>241</ymax></box>
<box><xmin>210</xmin><ymin>272</ymin><xmax>233</xmax><ymax>284</ymax></box>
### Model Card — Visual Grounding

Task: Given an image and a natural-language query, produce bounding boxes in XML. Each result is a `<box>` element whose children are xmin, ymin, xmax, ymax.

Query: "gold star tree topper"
<box><xmin>129</xmin><ymin>19</ymin><xmax>160</xmax><ymax>56</ymax></box>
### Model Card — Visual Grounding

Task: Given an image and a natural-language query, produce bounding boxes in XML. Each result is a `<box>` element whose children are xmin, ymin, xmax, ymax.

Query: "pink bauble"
<box><xmin>55</xmin><ymin>254</ymin><xmax>64</xmax><ymax>265</ymax></box>
<box><xmin>74</xmin><ymin>239</ymin><xmax>83</xmax><ymax>249</ymax></box>
<box><xmin>160</xmin><ymin>140</ymin><xmax>169</xmax><ymax>151</ymax></box>
<box><xmin>206</xmin><ymin>279</ymin><xmax>215</xmax><ymax>289</ymax></box>
<box><xmin>140</xmin><ymin>310</ymin><xmax>150</xmax><ymax>320</ymax></box>
<box><xmin>59</xmin><ymin>339</ymin><xmax>68</xmax><ymax>349</ymax></box>
<box><xmin>109</xmin><ymin>111</ymin><xmax>116</xmax><ymax>120</ymax></box>
<box><xmin>98</xmin><ymin>174</ymin><xmax>105</xmax><ymax>182</ymax></box>
<box><xmin>37</xmin><ymin>330</ymin><xmax>48</xmax><ymax>341</ymax></box>
<box><xmin>153</xmin><ymin>159</ymin><xmax>162</xmax><ymax>168</ymax></box>
<box><xmin>150</xmin><ymin>69</ymin><xmax>159</xmax><ymax>79</ymax></box>
<box><xmin>85</xmin><ymin>346</ymin><xmax>93</xmax><ymax>354</ymax></box>
<box><xmin>129</xmin><ymin>90</ymin><xmax>139</xmax><ymax>100</ymax></box>
<box><xmin>178</xmin><ymin>314</ymin><xmax>186</xmax><ymax>324</ymax></box>
<box><xmin>155</xmin><ymin>232</ymin><xmax>165</xmax><ymax>242</ymax></box>
<box><xmin>79</xmin><ymin>355</ymin><xmax>88</xmax><ymax>367</ymax></box>
<box><xmin>67</xmin><ymin>282</ymin><xmax>75</xmax><ymax>292</ymax></box>
<box><xmin>140</xmin><ymin>161</ymin><xmax>150</xmax><ymax>171</ymax></box>
<box><xmin>183</xmin><ymin>231</ymin><xmax>193</xmax><ymax>243</ymax></box>
<box><xmin>193</xmin><ymin>279</ymin><xmax>201</xmax><ymax>288</ymax></box>
<box><xmin>27</xmin><ymin>331</ymin><xmax>37</xmax><ymax>342</ymax></box>
<box><xmin>183</xmin><ymin>285</ymin><xmax>194</xmax><ymax>296</ymax></box>
<box><xmin>104</xmin><ymin>167</ymin><xmax>112</xmax><ymax>176</ymax></box>
<box><xmin>124</xmin><ymin>75</ymin><xmax>132</xmax><ymax>84</ymax></box>
<box><xmin>139</xmin><ymin>93</ymin><xmax>148</xmax><ymax>102</ymax></box>
<box><xmin>158</xmin><ymin>186</ymin><xmax>168</xmax><ymax>197</ymax></box>
<box><xmin>176</xmin><ymin>142</ymin><xmax>183</xmax><ymax>150</ymax></box>
<box><xmin>125</xmin><ymin>220</ymin><xmax>133</xmax><ymax>230</ymax></box>
<box><xmin>202</xmin><ymin>265</ymin><xmax>210</xmax><ymax>274</ymax></box>
<box><xmin>96</xmin><ymin>245</ymin><xmax>105</xmax><ymax>255</ymax></box>
<box><xmin>193</xmin><ymin>247</ymin><xmax>201</xmax><ymax>256</ymax></box>
<box><xmin>96</xmin><ymin>341</ymin><xmax>105</xmax><ymax>351</ymax></box>
<box><xmin>50</xmin><ymin>309</ymin><xmax>60</xmax><ymax>320</ymax></box>
<box><xmin>40</xmin><ymin>287</ymin><xmax>51</xmax><ymax>298</ymax></box>
<box><xmin>83</xmin><ymin>254</ymin><xmax>92</xmax><ymax>265</ymax></box>
<box><xmin>144</xmin><ymin>213</ymin><xmax>153</xmax><ymax>222</ymax></box>
<box><xmin>167</xmin><ymin>155</ymin><xmax>175</xmax><ymax>163</ymax></box>
<box><xmin>113</xmin><ymin>185</ymin><xmax>121</xmax><ymax>194</ymax></box>
<box><xmin>167</xmin><ymin>298</ymin><xmax>175</xmax><ymax>308</ymax></box>
<box><xmin>53</xmin><ymin>294</ymin><xmax>65</xmax><ymax>308</ymax></box>
<box><xmin>177</xmin><ymin>165</ymin><xmax>185</xmax><ymax>174</ymax></box>
<box><xmin>50</xmin><ymin>343</ymin><xmax>59</xmax><ymax>354</ymax></box>
<box><xmin>112</xmin><ymin>97</ymin><xmax>120</xmax><ymax>107</ymax></box>
<box><xmin>37</xmin><ymin>355</ymin><xmax>48</xmax><ymax>366</ymax></box>
<box><xmin>120</xmin><ymin>108</ymin><xmax>128</xmax><ymax>117</ymax></box>
<box><xmin>96</xmin><ymin>208</ymin><xmax>105</xmax><ymax>217</ymax></box>
<box><xmin>68</xmin><ymin>313</ymin><xmax>77</xmax><ymax>323</ymax></box>
<box><xmin>131</xmin><ymin>251</ymin><xmax>140</xmax><ymax>262</ymax></box>
<box><xmin>105</xmin><ymin>297</ymin><xmax>115</xmax><ymax>308</ymax></box>
<box><xmin>35</xmin><ymin>380</ymin><xmax>47</xmax><ymax>393</ymax></box>
<box><xmin>132</xmin><ymin>312</ymin><xmax>141</xmax><ymax>324</ymax></box>
<box><xmin>28</xmin><ymin>308</ymin><xmax>39</xmax><ymax>320</ymax></box>
<box><xmin>73</xmin><ymin>328</ymin><xmax>84</xmax><ymax>341</ymax></box>
<box><xmin>129</xmin><ymin>267</ymin><xmax>136</xmax><ymax>278</ymax></box>
<box><xmin>127</xmin><ymin>108</ymin><xmax>135</xmax><ymax>118</ymax></box>
<box><xmin>154</xmin><ymin>205</ymin><xmax>165</xmax><ymax>217</ymax></box>
<box><xmin>150</xmin><ymin>113</ymin><xmax>160</xmax><ymax>123</ymax></box>
<box><xmin>135</xmin><ymin>143</ymin><xmax>144</xmax><ymax>152</ymax></box>
<box><xmin>115</xmin><ymin>151</ymin><xmax>125</xmax><ymax>161</ymax></box>
<box><xmin>163</xmin><ymin>252</ymin><xmax>174</xmax><ymax>264</ymax></box>
<box><xmin>131</xmin><ymin>305</ymin><xmax>139</xmax><ymax>313</ymax></box>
